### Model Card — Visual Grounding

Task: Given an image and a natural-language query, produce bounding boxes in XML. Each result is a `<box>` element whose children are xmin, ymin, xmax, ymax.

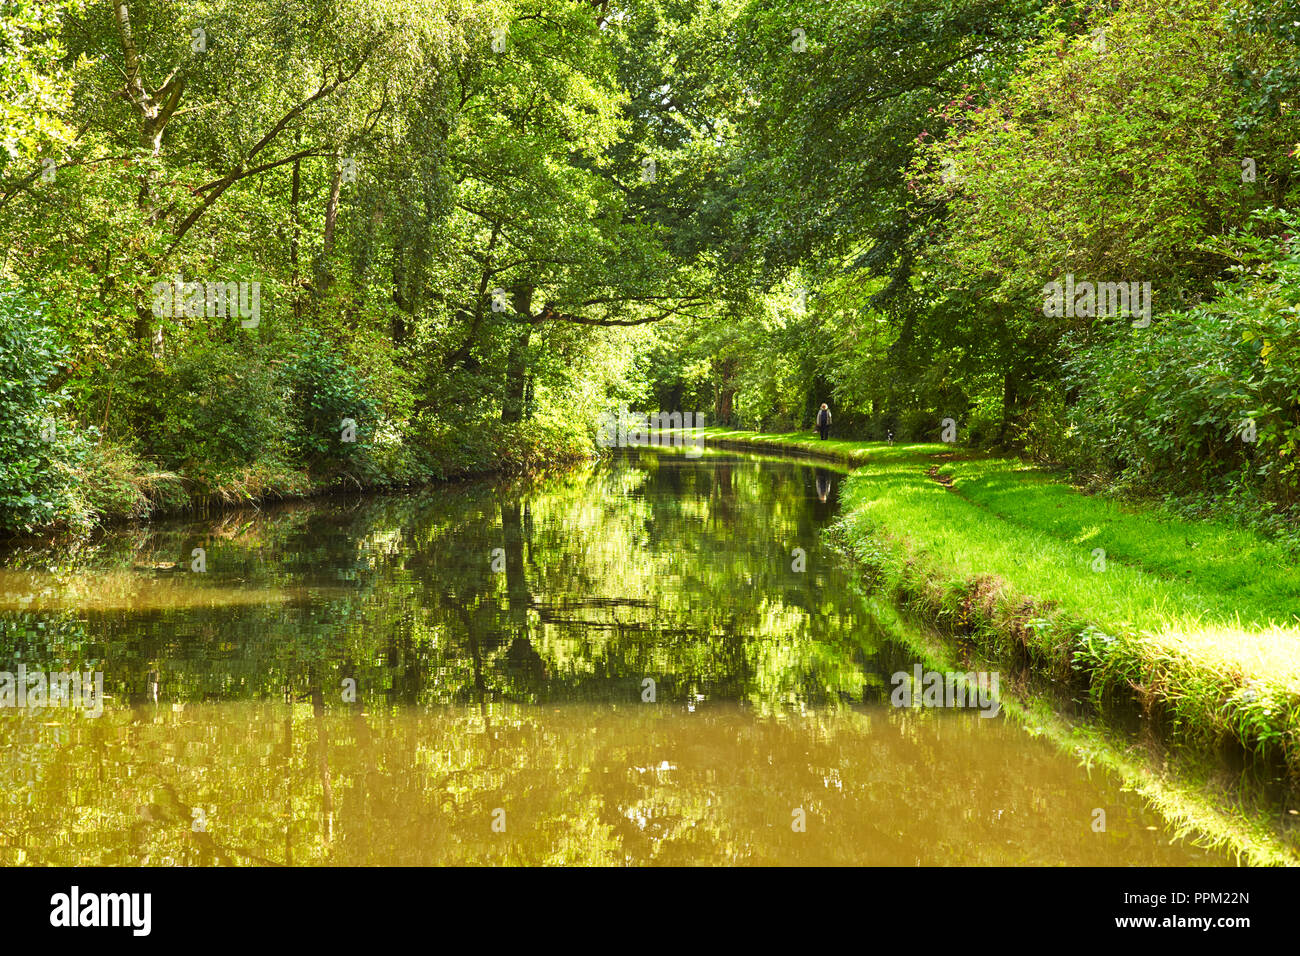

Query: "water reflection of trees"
<box><xmin>2</xmin><ymin>453</ymin><xmax>882</xmax><ymax>712</ymax></box>
<box><xmin>0</xmin><ymin>454</ymin><xmax>1232</xmax><ymax>865</ymax></box>
<box><xmin>0</xmin><ymin>702</ymin><xmax>1222</xmax><ymax>866</ymax></box>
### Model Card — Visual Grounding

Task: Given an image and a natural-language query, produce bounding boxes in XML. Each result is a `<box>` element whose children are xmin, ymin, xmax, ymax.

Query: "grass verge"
<box><xmin>693</xmin><ymin>426</ymin><xmax>1300</xmax><ymax>792</ymax></box>
<box><xmin>859</xmin><ymin>596</ymin><xmax>1298</xmax><ymax>866</ymax></box>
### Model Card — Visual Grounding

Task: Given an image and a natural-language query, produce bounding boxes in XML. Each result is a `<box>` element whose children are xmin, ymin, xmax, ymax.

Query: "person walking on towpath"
<box><xmin>816</xmin><ymin>403</ymin><xmax>831</xmax><ymax>440</ymax></box>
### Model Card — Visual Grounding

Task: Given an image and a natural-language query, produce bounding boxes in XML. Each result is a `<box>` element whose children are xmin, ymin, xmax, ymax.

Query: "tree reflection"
<box><xmin>0</xmin><ymin>451</ymin><xmax>1235</xmax><ymax>865</ymax></box>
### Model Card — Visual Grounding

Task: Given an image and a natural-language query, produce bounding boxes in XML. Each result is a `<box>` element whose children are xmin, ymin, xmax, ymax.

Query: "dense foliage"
<box><xmin>0</xmin><ymin>288</ymin><xmax>79</xmax><ymax>529</ymax></box>
<box><xmin>0</xmin><ymin>0</ymin><xmax>722</xmax><ymax>531</ymax></box>
<box><xmin>3</xmin><ymin>0</ymin><xmax>1300</xmax><ymax>532</ymax></box>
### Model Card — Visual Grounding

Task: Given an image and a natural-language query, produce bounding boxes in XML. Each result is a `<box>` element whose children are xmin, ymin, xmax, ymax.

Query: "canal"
<box><xmin>0</xmin><ymin>447</ymin><xmax>1225</xmax><ymax>865</ymax></box>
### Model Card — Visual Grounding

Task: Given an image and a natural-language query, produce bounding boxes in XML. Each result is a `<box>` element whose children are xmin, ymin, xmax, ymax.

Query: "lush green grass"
<box><xmin>867</xmin><ymin>598</ymin><xmax>1298</xmax><ymax>866</ymax></box>
<box><xmin>694</xmin><ymin>426</ymin><xmax>1300</xmax><ymax>786</ymax></box>
<box><xmin>687</xmin><ymin>426</ymin><xmax>944</xmax><ymax>466</ymax></box>
<box><xmin>947</xmin><ymin>458</ymin><xmax>1300</xmax><ymax>631</ymax></box>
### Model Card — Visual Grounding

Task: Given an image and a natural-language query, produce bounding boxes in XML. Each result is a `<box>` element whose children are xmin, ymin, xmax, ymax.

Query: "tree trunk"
<box><xmin>501</xmin><ymin>283</ymin><xmax>534</xmax><ymax>423</ymax></box>
<box><xmin>314</xmin><ymin>163</ymin><xmax>344</xmax><ymax>300</ymax></box>
<box><xmin>715</xmin><ymin>388</ymin><xmax>734</xmax><ymax>425</ymax></box>
<box><xmin>713</xmin><ymin>356</ymin><xmax>739</xmax><ymax>425</ymax></box>
<box><xmin>290</xmin><ymin>156</ymin><xmax>301</xmax><ymax>322</ymax></box>
<box><xmin>501</xmin><ymin>328</ymin><xmax>531</xmax><ymax>423</ymax></box>
<box><xmin>997</xmin><ymin>366</ymin><xmax>1017</xmax><ymax>448</ymax></box>
<box><xmin>114</xmin><ymin>1</ymin><xmax>186</xmax><ymax>347</ymax></box>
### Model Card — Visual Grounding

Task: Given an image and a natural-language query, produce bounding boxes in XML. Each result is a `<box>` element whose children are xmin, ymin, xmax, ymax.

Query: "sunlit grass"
<box><xmin>842</xmin><ymin>457</ymin><xmax>1300</xmax><ymax>769</ymax></box>
<box><xmin>948</xmin><ymin>457</ymin><xmax>1300</xmax><ymax>628</ymax></box>
<box><xmin>696</xmin><ymin>428</ymin><xmax>1300</xmax><ymax>781</ymax></box>
<box><xmin>870</xmin><ymin>599</ymin><xmax>1299</xmax><ymax>866</ymax></box>
<box><xmin>688</xmin><ymin>426</ymin><xmax>944</xmax><ymax>466</ymax></box>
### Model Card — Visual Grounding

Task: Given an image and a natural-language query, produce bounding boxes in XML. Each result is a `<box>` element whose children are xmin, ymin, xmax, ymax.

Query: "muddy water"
<box><xmin>0</xmin><ymin>448</ymin><xmax>1225</xmax><ymax>865</ymax></box>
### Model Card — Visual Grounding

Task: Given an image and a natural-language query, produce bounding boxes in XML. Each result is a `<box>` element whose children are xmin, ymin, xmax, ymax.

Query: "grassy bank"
<box><xmin>862</xmin><ymin>598</ymin><xmax>1298</xmax><ymax>866</ymax></box>
<box><xmin>692</xmin><ymin>426</ymin><xmax>1300</xmax><ymax>790</ymax></box>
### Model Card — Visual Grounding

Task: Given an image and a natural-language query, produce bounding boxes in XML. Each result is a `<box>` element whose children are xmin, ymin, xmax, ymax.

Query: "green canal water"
<box><xmin>0</xmin><ymin>448</ymin><xmax>1226</xmax><ymax>865</ymax></box>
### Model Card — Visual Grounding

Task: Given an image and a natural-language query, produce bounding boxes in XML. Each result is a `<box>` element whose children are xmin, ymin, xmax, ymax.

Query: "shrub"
<box><xmin>73</xmin><ymin>439</ymin><xmax>183</xmax><ymax>521</ymax></box>
<box><xmin>1066</xmin><ymin>209</ymin><xmax>1300</xmax><ymax>506</ymax></box>
<box><xmin>0</xmin><ymin>287</ymin><xmax>83</xmax><ymax>532</ymax></box>
<box><xmin>153</xmin><ymin>345</ymin><xmax>285</xmax><ymax>475</ymax></box>
<box><xmin>281</xmin><ymin>330</ymin><xmax>378</xmax><ymax>471</ymax></box>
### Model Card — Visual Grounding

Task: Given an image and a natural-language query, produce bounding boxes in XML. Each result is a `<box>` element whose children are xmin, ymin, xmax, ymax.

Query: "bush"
<box><xmin>414</xmin><ymin>412</ymin><xmax>591</xmax><ymax>479</ymax></box>
<box><xmin>897</xmin><ymin>407</ymin><xmax>941</xmax><ymax>443</ymax></box>
<box><xmin>153</xmin><ymin>345</ymin><xmax>285</xmax><ymax>475</ymax></box>
<box><xmin>1066</xmin><ymin>209</ymin><xmax>1300</xmax><ymax>506</ymax></box>
<box><xmin>0</xmin><ymin>287</ymin><xmax>84</xmax><ymax>532</ymax></box>
<box><xmin>74</xmin><ymin>439</ymin><xmax>184</xmax><ymax>521</ymax></box>
<box><xmin>281</xmin><ymin>330</ymin><xmax>378</xmax><ymax>471</ymax></box>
